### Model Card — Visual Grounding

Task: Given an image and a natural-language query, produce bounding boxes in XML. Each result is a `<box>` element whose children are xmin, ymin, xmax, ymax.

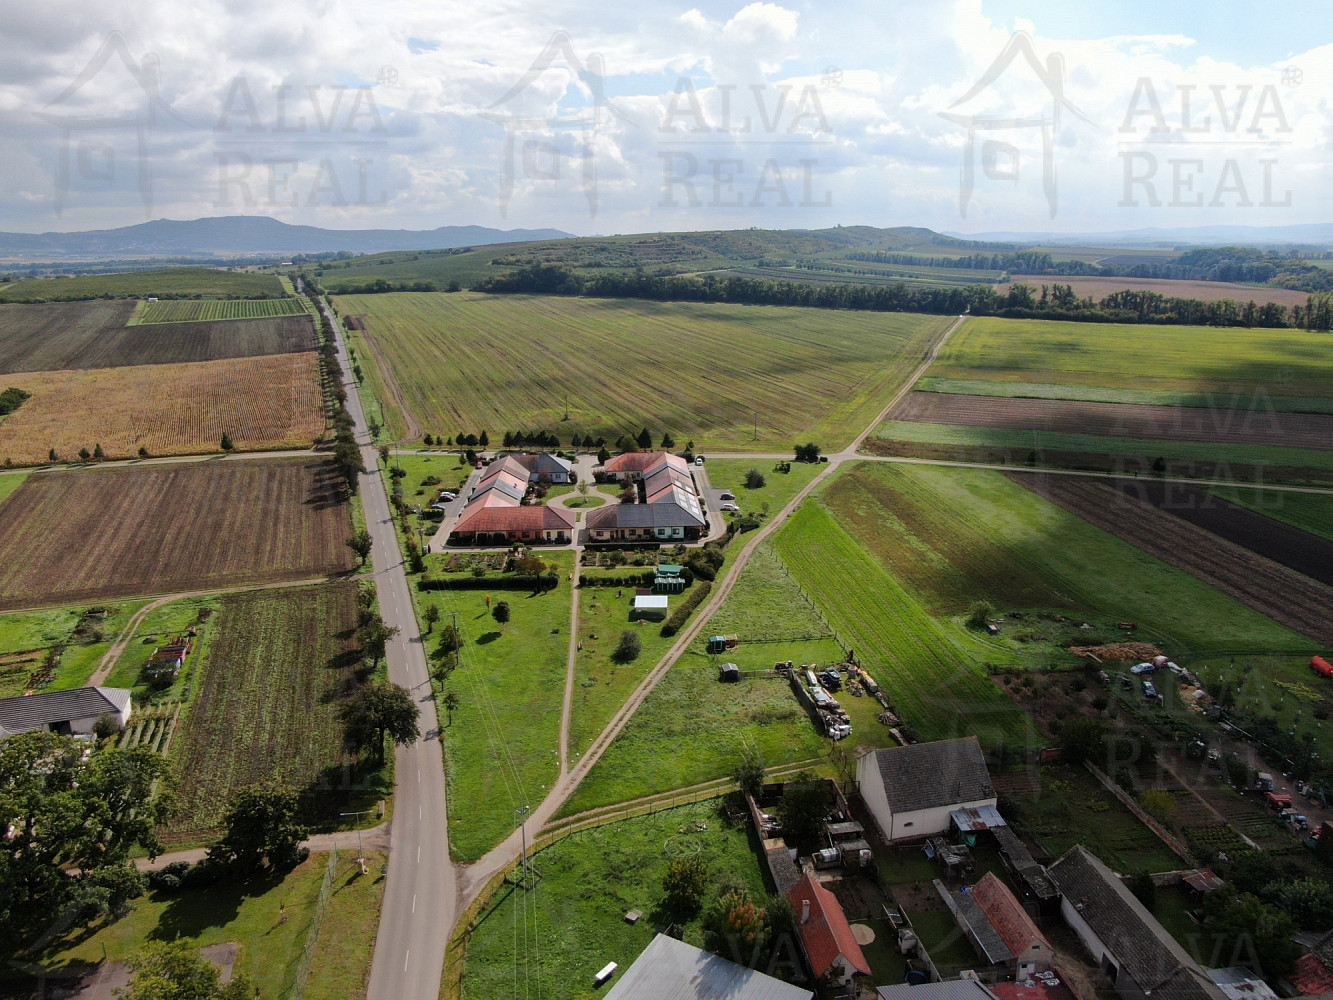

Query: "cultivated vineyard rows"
<box><xmin>137</xmin><ymin>298</ymin><xmax>308</xmax><ymax>323</ymax></box>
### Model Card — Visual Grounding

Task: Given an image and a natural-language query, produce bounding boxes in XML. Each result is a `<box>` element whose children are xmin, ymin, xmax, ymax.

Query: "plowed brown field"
<box><xmin>0</xmin><ymin>458</ymin><xmax>353</xmax><ymax>609</ymax></box>
<box><xmin>0</xmin><ymin>352</ymin><xmax>325</xmax><ymax>464</ymax></box>
<box><xmin>1007</xmin><ymin>275</ymin><xmax>1311</xmax><ymax>308</ymax></box>
<box><xmin>1010</xmin><ymin>475</ymin><xmax>1333</xmax><ymax>646</ymax></box>
<box><xmin>895</xmin><ymin>392</ymin><xmax>1333</xmax><ymax>449</ymax></box>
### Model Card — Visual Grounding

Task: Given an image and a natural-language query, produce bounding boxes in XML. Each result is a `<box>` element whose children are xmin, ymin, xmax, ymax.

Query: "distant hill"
<box><xmin>947</xmin><ymin>222</ymin><xmax>1333</xmax><ymax>248</ymax></box>
<box><xmin>0</xmin><ymin>216</ymin><xmax>573</xmax><ymax>261</ymax></box>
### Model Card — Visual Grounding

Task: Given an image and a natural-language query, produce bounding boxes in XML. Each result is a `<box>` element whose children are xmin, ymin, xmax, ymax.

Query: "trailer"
<box><xmin>1312</xmin><ymin>655</ymin><xmax>1333</xmax><ymax>679</ymax></box>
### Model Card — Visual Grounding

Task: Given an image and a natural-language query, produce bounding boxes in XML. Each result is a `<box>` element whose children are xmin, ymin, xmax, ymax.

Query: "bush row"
<box><xmin>418</xmin><ymin>573</ymin><xmax>559</xmax><ymax>593</ymax></box>
<box><xmin>660</xmin><ymin>581</ymin><xmax>712</xmax><ymax>637</ymax></box>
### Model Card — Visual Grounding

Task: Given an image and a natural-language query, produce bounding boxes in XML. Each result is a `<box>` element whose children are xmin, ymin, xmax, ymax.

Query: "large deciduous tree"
<box><xmin>120</xmin><ymin>941</ymin><xmax>253</xmax><ymax>1000</ymax></box>
<box><xmin>340</xmin><ymin>681</ymin><xmax>419</xmax><ymax>764</ymax></box>
<box><xmin>207</xmin><ymin>783</ymin><xmax>309</xmax><ymax>874</ymax></box>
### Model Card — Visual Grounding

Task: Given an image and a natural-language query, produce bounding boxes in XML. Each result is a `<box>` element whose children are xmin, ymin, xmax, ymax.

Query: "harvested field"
<box><xmin>0</xmin><ymin>304</ymin><xmax>315</xmax><ymax>374</ymax></box>
<box><xmin>892</xmin><ymin>392</ymin><xmax>1333</xmax><ymax>450</ymax></box>
<box><xmin>1067</xmin><ymin>642</ymin><xmax>1162</xmax><ymax>662</ymax></box>
<box><xmin>0</xmin><ymin>458</ymin><xmax>353</xmax><ymax>610</ymax></box>
<box><xmin>135</xmin><ymin>298</ymin><xmax>308</xmax><ymax>323</ymax></box>
<box><xmin>1104</xmin><ymin>479</ymin><xmax>1333</xmax><ymax>588</ymax></box>
<box><xmin>0</xmin><ymin>267</ymin><xmax>285</xmax><ymax>303</ymax></box>
<box><xmin>1006</xmin><ymin>275</ymin><xmax>1311</xmax><ymax>308</ymax></box>
<box><xmin>1010</xmin><ymin>475</ymin><xmax>1333</xmax><ymax>646</ymax></box>
<box><xmin>0</xmin><ymin>353</ymin><xmax>325</xmax><ymax>464</ymax></box>
<box><xmin>167</xmin><ymin>581</ymin><xmax>362</xmax><ymax>839</ymax></box>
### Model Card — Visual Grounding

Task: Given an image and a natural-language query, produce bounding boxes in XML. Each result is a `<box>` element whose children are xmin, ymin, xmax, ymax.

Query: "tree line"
<box><xmin>474</xmin><ymin>263</ymin><xmax>1333</xmax><ymax>330</ymax></box>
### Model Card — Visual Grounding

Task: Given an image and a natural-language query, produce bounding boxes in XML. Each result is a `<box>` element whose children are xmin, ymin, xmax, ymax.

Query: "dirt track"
<box><xmin>1010</xmin><ymin>474</ymin><xmax>1333</xmax><ymax>646</ymax></box>
<box><xmin>895</xmin><ymin>391</ymin><xmax>1333</xmax><ymax>449</ymax></box>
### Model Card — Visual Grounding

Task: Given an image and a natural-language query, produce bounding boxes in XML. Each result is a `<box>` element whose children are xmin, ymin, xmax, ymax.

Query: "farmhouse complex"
<box><xmin>449</xmin><ymin>454</ymin><xmax>576</xmax><ymax>545</ymax></box>
<box><xmin>588</xmin><ymin>451</ymin><xmax>707</xmax><ymax>541</ymax></box>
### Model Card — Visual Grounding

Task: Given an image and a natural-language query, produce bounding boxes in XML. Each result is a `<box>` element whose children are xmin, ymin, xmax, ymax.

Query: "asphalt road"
<box><xmin>320</xmin><ymin>297</ymin><xmax>455</xmax><ymax>1000</ymax></box>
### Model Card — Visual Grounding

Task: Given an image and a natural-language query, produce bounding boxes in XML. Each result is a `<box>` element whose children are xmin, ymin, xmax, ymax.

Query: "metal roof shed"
<box><xmin>632</xmin><ymin>595</ymin><xmax>669</xmax><ymax>611</ymax></box>
<box><xmin>605</xmin><ymin>934</ymin><xmax>811</xmax><ymax>1000</ymax></box>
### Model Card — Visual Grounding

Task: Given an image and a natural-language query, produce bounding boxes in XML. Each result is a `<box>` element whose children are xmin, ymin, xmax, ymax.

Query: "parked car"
<box><xmin>438</xmin><ymin>492</ymin><xmax>457</xmax><ymax>502</ymax></box>
<box><xmin>694</xmin><ymin>455</ymin><xmax>705</xmax><ymax>465</ymax></box>
<box><xmin>429</xmin><ymin>503</ymin><xmax>448</xmax><ymax>511</ymax></box>
<box><xmin>719</xmin><ymin>502</ymin><xmax>740</xmax><ymax>512</ymax></box>
<box><xmin>474</xmin><ymin>462</ymin><xmax>483</xmax><ymax>469</ymax></box>
<box><xmin>1142</xmin><ymin>680</ymin><xmax>1158</xmax><ymax>698</ymax></box>
<box><xmin>1131</xmin><ymin>662</ymin><xmax>1156</xmax><ymax>675</ymax></box>
<box><xmin>718</xmin><ymin>491</ymin><xmax>736</xmax><ymax>501</ymax></box>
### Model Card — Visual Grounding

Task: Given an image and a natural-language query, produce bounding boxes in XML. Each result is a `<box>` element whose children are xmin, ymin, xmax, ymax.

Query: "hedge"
<box><xmin>660</xmin><ymin>581</ymin><xmax>712</xmax><ymax>637</ymax></box>
<box><xmin>418</xmin><ymin>573</ymin><xmax>559</xmax><ymax>592</ymax></box>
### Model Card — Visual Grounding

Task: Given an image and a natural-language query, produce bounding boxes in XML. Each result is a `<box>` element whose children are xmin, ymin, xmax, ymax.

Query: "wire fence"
<box><xmin>289</xmin><ymin>848</ymin><xmax>338</xmax><ymax>1000</ymax></box>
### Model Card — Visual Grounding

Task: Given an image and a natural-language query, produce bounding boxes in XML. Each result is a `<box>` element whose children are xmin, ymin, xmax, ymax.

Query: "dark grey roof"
<box><xmin>604</xmin><ymin>933</ymin><xmax>811</xmax><ymax>1000</ymax></box>
<box><xmin>992</xmin><ymin>826</ymin><xmax>1059</xmax><ymax>901</ymax></box>
<box><xmin>868</xmin><ymin>737</ymin><xmax>995</xmax><ymax>813</ymax></box>
<box><xmin>1049</xmin><ymin>847</ymin><xmax>1226</xmax><ymax>1000</ymax></box>
<box><xmin>878</xmin><ymin>980</ymin><xmax>997</xmax><ymax>1000</ymax></box>
<box><xmin>954</xmin><ymin>890</ymin><xmax>1014</xmax><ymax>965</ymax></box>
<box><xmin>765</xmin><ymin>841</ymin><xmax>802</xmax><ymax>897</ymax></box>
<box><xmin>587</xmin><ymin>502</ymin><xmax>705</xmax><ymax>530</ymax></box>
<box><xmin>0</xmin><ymin>687</ymin><xmax>130</xmax><ymax>734</ymax></box>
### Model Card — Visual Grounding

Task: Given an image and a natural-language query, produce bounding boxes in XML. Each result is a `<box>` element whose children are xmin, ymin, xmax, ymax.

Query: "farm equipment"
<box><xmin>1265</xmin><ymin>792</ymin><xmax>1293</xmax><ymax>811</ymax></box>
<box><xmin>707</xmin><ymin>634</ymin><xmax>738</xmax><ymax>653</ymax></box>
<box><xmin>1255</xmin><ymin>772</ymin><xmax>1275</xmax><ymax>792</ymax></box>
<box><xmin>1312</xmin><ymin>655</ymin><xmax>1333</xmax><ymax>679</ymax></box>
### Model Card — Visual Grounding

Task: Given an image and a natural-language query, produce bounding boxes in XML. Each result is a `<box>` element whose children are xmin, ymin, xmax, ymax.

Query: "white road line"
<box><xmin>403</xmin><ymin>951</ymin><xmax>410</xmax><ymax>972</ymax></box>
<box><xmin>417</xmin><ymin>845</ymin><xmax>421</xmax><ymax>863</ymax></box>
<box><xmin>412</xmin><ymin>894</ymin><xmax>417</xmax><ymax>913</ymax></box>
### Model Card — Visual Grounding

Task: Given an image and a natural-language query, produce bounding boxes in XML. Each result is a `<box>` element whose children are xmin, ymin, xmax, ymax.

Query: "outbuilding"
<box><xmin>856</xmin><ymin>737</ymin><xmax>996</xmax><ymax>842</ymax></box>
<box><xmin>0</xmin><ymin>686</ymin><xmax>132</xmax><ymax>739</ymax></box>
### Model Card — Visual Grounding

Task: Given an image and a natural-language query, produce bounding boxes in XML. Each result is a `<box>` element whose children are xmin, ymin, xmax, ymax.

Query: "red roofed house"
<box><xmin>787</xmin><ymin>872</ymin><xmax>870</xmax><ymax>990</ymax></box>
<box><xmin>969</xmin><ymin>872</ymin><xmax>1055</xmax><ymax>979</ymax></box>
<box><xmin>449</xmin><ymin>456</ymin><xmax>575</xmax><ymax>545</ymax></box>
<box><xmin>1291</xmin><ymin>930</ymin><xmax>1333</xmax><ymax>995</ymax></box>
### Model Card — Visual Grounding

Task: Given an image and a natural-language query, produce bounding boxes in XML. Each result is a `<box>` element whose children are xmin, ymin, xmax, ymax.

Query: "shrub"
<box><xmin>967</xmin><ymin>600</ymin><xmax>995</xmax><ymax>629</ymax></box>
<box><xmin>736</xmin><ymin>515</ymin><xmax>761</xmax><ymax>533</ymax></box>
<box><xmin>744</xmin><ymin>468</ymin><xmax>765</xmax><ymax>489</ymax></box>
<box><xmin>661</xmin><ymin>581</ymin><xmax>711</xmax><ymax>637</ymax></box>
<box><xmin>613</xmin><ymin>630</ymin><xmax>642</xmax><ymax>663</ymax></box>
<box><xmin>418</xmin><ymin>573</ymin><xmax>558</xmax><ymax>592</ymax></box>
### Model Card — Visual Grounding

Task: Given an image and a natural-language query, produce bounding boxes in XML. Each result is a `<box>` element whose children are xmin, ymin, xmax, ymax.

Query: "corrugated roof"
<box><xmin>878</xmin><ymin>980</ymin><xmax>998</xmax><ymax>1000</ymax></box>
<box><xmin>1048</xmin><ymin>847</ymin><xmax>1226</xmax><ymax>1000</ymax></box>
<box><xmin>604</xmin><ymin>933</ymin><xmax>811</xmax><ymax>1000</ymax></box>
<box><xmin>0</xmin><ymin>687</ymin><xmax>130</xmax><ymax>734</ymax></box>
<box><xmin>867</xmin><ymin>737</ymin><xmax>995</xmax><ymax>814</ymax></box>
<box><xmin>587</xmin><ymin>502</ymin><xmax>705</xmax><ymax>530</ymax></box>
<box><xmin>954</xmin><ymin>888</ymin><xmax>1015</xmax><ymax>965</ymax></box>
<box><xmin>951</xmin><ymin>805</ymin><xmax>1007</xmax><ymax>832</ymax></box>
<box><xmin>787</xmin><ymin>873</ymin><xmax>871</xmax><ymax>979</ymax></box>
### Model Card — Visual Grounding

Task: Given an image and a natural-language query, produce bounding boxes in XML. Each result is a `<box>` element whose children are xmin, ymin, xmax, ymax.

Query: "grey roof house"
<box><xmin>604</xmin><ymin>933</ymin><xmax>811</xmax><ymax>1000</ymax></box>
<box><xmin>856</xmin><ymin>737</ymin><xmax>997</xmax><ymax>841</ymax></box>
<box><xmin>0</xmin><ymin>687</ymin><xmax>132</xmax><ymax>739</ymax></box>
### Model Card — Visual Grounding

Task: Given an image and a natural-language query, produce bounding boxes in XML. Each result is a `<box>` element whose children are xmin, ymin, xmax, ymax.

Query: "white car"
<box><xmin>719</xmin><ymin>502</ymin><xmax>740</xmax><ymax>512</ymax></box>
<box><xmin>438</xmin><ymin>492</ymin><xmax>457</xmax><ymax>502</ymax></box>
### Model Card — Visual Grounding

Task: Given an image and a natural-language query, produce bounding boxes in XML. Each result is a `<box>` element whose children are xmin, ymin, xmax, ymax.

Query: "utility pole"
<box><xmin>340</xmin><ymin>809</ymin><xmax>374</xmax><ymax>872</ymax></box>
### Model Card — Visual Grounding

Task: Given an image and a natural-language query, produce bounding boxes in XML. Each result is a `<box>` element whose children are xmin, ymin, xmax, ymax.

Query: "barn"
<box><xmin>856</xmin><ymin>737</ymin><xmax>996</xmax><ymax>842</ymax></box>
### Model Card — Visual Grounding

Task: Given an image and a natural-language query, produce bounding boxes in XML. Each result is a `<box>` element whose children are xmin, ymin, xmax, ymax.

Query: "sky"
<box><xmin>2</xmin><ymin>0</ymin><xmax>1331</xmax><ymax>237</ymax></box>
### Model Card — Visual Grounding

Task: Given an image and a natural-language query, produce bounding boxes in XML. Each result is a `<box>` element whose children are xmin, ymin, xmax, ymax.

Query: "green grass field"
<box><xmin>1205</xmin><ymin>486</ymin><xmax>1333</xmax><ymax>542</ymax></box>
<box><xmin>102</xmin><ymin>595</ymin><xmax>222</xmax><ymax>703</ymax></box>
<box><xmin>414</xmin><ymin>554</ymin><xmax>574</xmax><ymax>862</ymax></box>
<box><xmin>928</xmin><ymin>316</ymin><xmax>1333</xmax><ymax>400</ymax></box>
<box><xmin>0</xmin><ymin>600</ymin><xmax>142</xmax><ymax>698</ymax></box>
<box><xmin>334</xmin><ymin>291</ymin><xmax>951</xmax><ymax>450</ymax></box>
<box><xmin>0</xmin><ymin>268</ymin><xmax>286</xmax><ymax>302</ymax></box>
<box><xmin>915</xmin><ymin>376</ymin><xmax>1333</xmax><ymax>415</ymax></box>
<box><xmin>34</xmin><ymin>850</ymin><xmax>383</xmax><ymax>1000</ymax></box>
<box><xmin>1190</xmin><ymin>654</ymin><xmax>1333</xmax><ymax>763</ymax></box>
<box><xmin>701</xmin><ymin>458</ymin><xmax>823</xmax><ymax>517</ymax></box>
<box><xmin>703</xmin><ymin>540</ymin><xmax>835</xmax><ymax>643</ymax></box>
<box><xmin>134</xmin><ymin>298</ymin><xmax>307</xmax><ymax>323</ymax></box>
<box><xmin>462</xmin><ymin>800</ymin><xmax>768</xmax><ymax>1000</ymax></box>
<box><xmin>560</xmin><ymin>663</ymin><xmax>827</xmax><ymax>817</ymax></box>
<box><xmin>0</xmin><ymin>472</ymin><xmax>27</xmax><ymax>509</ymax></box>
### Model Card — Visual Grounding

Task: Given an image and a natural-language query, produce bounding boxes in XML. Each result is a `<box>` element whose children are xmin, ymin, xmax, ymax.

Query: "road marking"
<box><xmin>412</xmin><ymin>893</ymin><xmax>417</xmax><ymax>913</ymax></box>
<box><xmin>417</xmin><ymin>845</ymin><xmax>421</xmax><ymax>863</ymax></box>
<box><xmin>404</xmin><ymin>951</ymin><xmax>410</xmax><ymax>972</ymax></box>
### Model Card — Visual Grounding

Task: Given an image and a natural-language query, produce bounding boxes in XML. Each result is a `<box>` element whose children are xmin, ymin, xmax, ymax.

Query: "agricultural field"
<box><xmin>32</xmin><ymin>849</ymin><xmax>384</xmax><ymax>1000</ymax></box>
<box><xmin>167</xmin><ymin>582</ymin><xmax>370</xmax><ymax>839</ymax></box>
<box><xmin>0</xmin><ymin>267</ymin><xmax>286</xmax><ymax>302</ymax></box>
<box><xmin>890</xmin><ymin>392</ymin><xmax>1333</xmax><ymax>451</ymax></box>
<box><xmin>0</xmin><ymin>352</ymin><xmax>325</xmax><ymax>464</ymax></box>
<box><xmin>828</xmin><ymin>463</ymin><xmax>1319</xmax><ymax>656</ymax></box>
<box><xmin>0</xmin><ymin>304</ymin><xmax>315</xmax><ymax>374</ymax></box>
<box><xmin>413</xmin><ymin>553</ymin><xmax>573</xmax><ymax>862</ymax></box>
<box><xmin>559</xmin><ymin>663</ymin><xmax>827</xmax><ymax>817</ymax></box>
<box><xmin>1006</xmin><ymin>274</ymin><xmax>1311</xmax><ymax>308</ymax></box>
<box><xmin>1013</xmin><ymin>475</ymin><xmax>1333</xmax><ymax>647</ymax></box>
<box><xmin>913</xmin><ymin>377</ymin><xmax>1333</xmax><ymax>415</ymax></box>
<box><xmin>927</xmin><ymin>316</ymin><xmax>1333</xmax><ymax>400</ymax></box>
<box><xmin>0</xmin><ymin>601</ymin><xmax>141</xmax><ymax>698</ymax></box>
<box><xmin>0</xmin><ymin>458</ymin><xmax>354</xmax><ymax>610</ymax></box>
<box><xmin>134</xmin><ymin>297</ymin><xmax>308</xmax><ymax>323</ymax></box>
<box><xmin>335</xmin><ymin>291</ymin><xmax>952</xmax><ymax>450</ymax></box>
<box><xmin>703</xmin><ymin>540</ymin><xmax>835</xmax><ymax>643</ymax></box>
<box><xmin>1190</xmin><ymin>653</ymin><xmax>1333</xmax><ymax>763</ymax></box>
<box><xmin>700</xmin><ymin>457</ymin><xmax>823</xmax><ymax>517</ymax></box>
<box><xmin>0</xmin><ymin>472</ymin><xmax>26</xmax><ymax>508</ymax></box>
<box><xmin>1209</xmin><ymin>487</ymin><xmax>1333</xmax><ymax>543</ymax></box>
<box><xmin>462</xmin><ymin>801</ymin><xmax>769</xmax><ymax>1000</ymax></box>
<box><xmin>102</xmin><ymin>594</ymin><xmax>223</xmax><ymax>701</ymax></box>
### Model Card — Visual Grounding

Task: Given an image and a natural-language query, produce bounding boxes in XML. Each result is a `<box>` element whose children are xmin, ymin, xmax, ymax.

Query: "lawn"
<box><xmin>102</xmin><ymin>595</ymin><xmax>223</xmax><ymax>704</ymax></box>
<box><xmin>413</xmin><ymin>553</ymin><xmax>574</xmax><ymax>862</ymax></box>
<box><xmin>1207</xmin><ymin>486</ymin><xmax>1333</xmax><ymax>543</ymax></box>
<box><xmin>567</xmin><ymin>581</ymin><xmax>707</xmax><ymax>761</ymax></box>
<box><xmin>0</xmin><ymin>601</ymin><xmax>142</xmax><ymax>698</ymax></box>
<box><xmin>1190</xmin><ymin>653</ymin><xmax>1333</xmax><ymax>764</ymax></box>
<box><xmin>461</xmin><ymin>800</ymin><xmax>769</xmax><ymax>1000</ymax></box>
<box><xmin>0</xmin><ymin>472</ymin><xmax>27</xmax><ymax>508</ymax></box>
<box><xmin>31</xmin><ymin>850</ymin><xmax>384</xmax><ymax>1000</ymax></box>
<box><xmin>558</xmin><ymin>662</ymin><xmax>827</xmax><ymax>817</ymax></box>
<box><xmin>391</xmin><ymin>452</ymin><xmax>472</xmax><ymax>503</ymax></box>
<box><xmin>166</xmin><ymin>581</ymin><xmax>376</xmax><ymax>843</ymax></box>
<box><xmin>334</xmin><ymin>291</ymin><xmax>952</xmax><ymax>450</ymax></box>
<box><xmin>701</xmin><ymin>458</ymin><xmax>824</xmax><ymax>517</ymax></box>
<box><xmin>703</xmin><ymin>540</ymin><xmax>836</xmax><ymax>643</ymax></box>
<box><xmin>927</xmin><ymin>316</ymin><xmax>1333</xmax><ymax>401</ymax></box>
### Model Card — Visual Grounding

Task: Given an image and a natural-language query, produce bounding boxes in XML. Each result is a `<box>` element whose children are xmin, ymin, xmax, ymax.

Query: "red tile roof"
<box><xmin>971</xmin><ymin>871</ymin><xmax>1052</xmax><ymax>958</ymax></box>
<box><xmin>453</xmin><ymin>503</ymin><xmax>575</xmax><ymax>534</ymax></box>
<box><xmin>601</xmin><ymin>451</ymin><xmax>666</xmax><ymax>474</ymax></box>
<box><xmin>1291</xmin><ymin>953</ymin><xmax>1333</xmax><ymax>995</ymax></box>
<box><xmin>990</xmin><ymin>973</ymin><xmax>1083</xmax><ymax>1000</ymax></box>
<box><xmin>787</xmin><ymin>873</ymin><xmax>871</xmax><ymax>978</ymax></box>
